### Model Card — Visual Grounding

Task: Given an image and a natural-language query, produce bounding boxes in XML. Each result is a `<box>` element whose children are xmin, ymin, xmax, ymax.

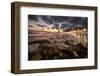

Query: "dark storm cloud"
<box><xmin>28</xmin><ymin>15</ymin><xmax>88</xmax><ymax>30</ymax></box>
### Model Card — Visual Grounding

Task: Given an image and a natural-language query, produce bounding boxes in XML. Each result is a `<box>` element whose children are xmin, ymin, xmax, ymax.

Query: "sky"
<box><xmin>28</xmin><ymin>15</ymin><xmax>88</xmax><ymax>31</ymax></box>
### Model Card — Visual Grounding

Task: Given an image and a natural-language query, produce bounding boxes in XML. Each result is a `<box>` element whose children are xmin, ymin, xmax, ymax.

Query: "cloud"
<box><xmin>28</xmin><ymin>15</ymin><xmax>88</xmax><ymax>31</ymax></box>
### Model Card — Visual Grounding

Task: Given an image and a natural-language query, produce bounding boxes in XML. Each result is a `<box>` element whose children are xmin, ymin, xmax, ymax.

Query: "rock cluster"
<box><xmin>28</xmin><ymin>39</ymin><xmax>87</xmax><ymax>60</ymax></box>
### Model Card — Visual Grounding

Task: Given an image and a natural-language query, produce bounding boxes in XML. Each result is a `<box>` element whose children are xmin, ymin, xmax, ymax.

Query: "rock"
<box><xmin>31</xmin><ymin>54</ymin><xmax>42</xmax><ymax>60</ymax></box>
